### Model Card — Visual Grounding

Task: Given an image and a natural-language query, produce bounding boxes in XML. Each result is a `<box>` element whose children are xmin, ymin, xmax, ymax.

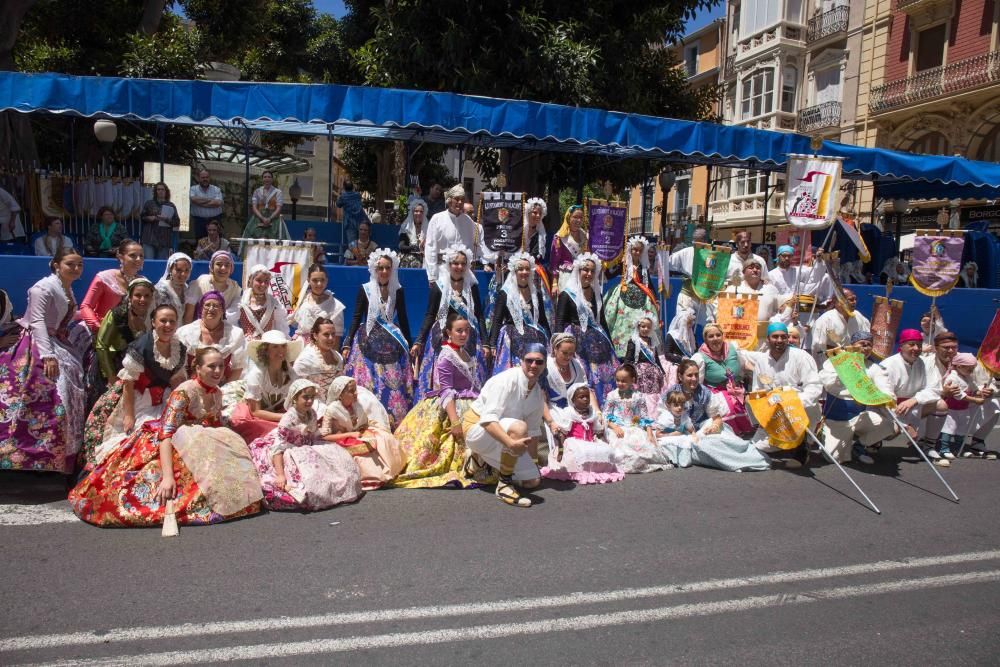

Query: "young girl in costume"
<box><xmin>603</xmin><ymin>364</ymin><xmax>672</xmax><ymax>473</ymax></box>
<box><xmin>249</xmin><ymin>379</ymin><xmax>363</xmax><ymax>511</ymax></box>
<box><xmin>939</xmin><ymin>353</ymin><xmax>997</xmax><ymax>459</ymax></box>
<box><xmin>542</xmin><ymin>383</ymin><xmax>624</xmax><ymax>484</ymax></box>
<box><xmin>653</xmin><ymin>390</ymin><xmax>698</xmax><ymax>468</ymax></box>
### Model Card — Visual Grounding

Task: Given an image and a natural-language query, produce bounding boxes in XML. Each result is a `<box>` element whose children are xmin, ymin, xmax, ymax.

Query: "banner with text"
<box><xmin>716</xmin><ymin>293</ymin><xmax>760</xmax><ymax>350</ymax></box>
<box><xmin>871</xmin><ymin>296</ymin><xmax>904</xmax><ymax>360</ymax></box>
<box><xmin>909</xmin><ymin>230</ymin><xmax>964</xmax><ymax>297</ymax></box>
<box><xmin>479</xmin><ymin>191</ymin><xmax>525</xmax><ymax>254</ymax></box>
<box><xmin>691</xmin><ymin>243</ymin><xmax>733</xmax><ymax>301</ymax></box>
<box><xmin>587</xmin><ymin>199</ymin><xmax>628</xmax><ymax>267</ymax></box>
<box><xmin>243</xmin><ymin>241</ymin><xmax>315</xmax><ymax>312</ymax></box>
<box><xmin>747</xmin><ymin>388</ymin><xmax>810</xmax><ymax>450</ymax></box>
<box><xmin>784</xmin><ymin>155</ymin><xmax>842</xmax><ymax>230</ymax></box>
<box><xmin>828</xmin><ymin>349</ymin><xmax>895</xmax><ymax>406</ymax></box>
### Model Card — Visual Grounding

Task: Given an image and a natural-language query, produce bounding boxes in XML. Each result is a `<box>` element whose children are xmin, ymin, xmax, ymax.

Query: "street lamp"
<box><xmin>892</xmin><ymin>197</ymin><xmax>909</xmax><ymax>253</ymax></box>
<box><xmin>94</xmin><ymin>119</ymin><xmax>117</xmax><ymax>155</ymax></box>
<box><xmin>289</xmin><ymin>178</ymin><xmax>302</xmax><ymax>221</ymax></box>
<box><xmin>658</xmin><ymin>168</ymin><xmax>676</xmax><ymax>241</ymax></box>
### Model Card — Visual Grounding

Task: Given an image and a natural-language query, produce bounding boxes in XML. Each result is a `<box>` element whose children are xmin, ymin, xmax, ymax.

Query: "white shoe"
<box><xmin>934</xmin><ymin>458</ymin><xmax>951</xmax><ymax>468</ymax></box>
<box><xmin>941</xmin><ymin>451</ymin><xmax>956</xmax><ymax>460</ymax></box>
<box><xmin>924</xmin><ymin>447</ymin><xmax>941</xmax><ymax>460</ymax></box>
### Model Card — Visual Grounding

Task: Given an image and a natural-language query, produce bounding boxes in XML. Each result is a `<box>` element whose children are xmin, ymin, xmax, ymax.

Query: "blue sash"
<box><xmin>824</xmin><ymin>396</ymin><xmax>865</xmax><ymax>422</ymax></box>
<box><xmin>449</xmin><ymin>293</ymin><xmax>477</xmax><ymax>333</ymax></box>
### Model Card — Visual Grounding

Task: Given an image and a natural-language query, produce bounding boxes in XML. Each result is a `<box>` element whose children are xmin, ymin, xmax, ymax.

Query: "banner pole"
<box><xmin>802</xmin><ymin>427</ymin><xmax>881</xmax><ymax>514</ymax></box>
<box><xmin>955</xmin><ymin>404</ymin><xmax>983</xmax><ymax>458</ymax></box>
<box><xmin>884</xmin><ymin>409</ymin><xmax>960</xmax><ymax>502</ymax></box>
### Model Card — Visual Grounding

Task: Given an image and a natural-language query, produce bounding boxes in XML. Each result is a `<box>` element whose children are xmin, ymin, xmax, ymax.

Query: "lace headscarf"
<box><xmin>363</xmin><ymin>249</ymin><xmax>401</xmax><ymax>335</ymax></box>
<box><xmin>155</xmin><ymin>252</ymin><xmax>192</xmax><ymax>312</ymax></box>
<box><xmin>501</xmin><ymin>251</ymin><xmax>540</xmax><ymax>335</ymax></box>
<box><xmin>239</xmin><ymin>264</ymin><xmax>280</xmax><ymax>332</ymax></box>
<box><xmin>624</xmin><ymin>235</ymin><xmax>651</xmax><ymax>281</ymax></box>
<box><xmin>284</xmin><ymin>378</ymin><xmax>319</xmax><ymax>412</ymax></box>
<box><xmin>434</xmin><ymin>243</ymin><xmax>478</xmax><ymax>332</ymax></box>
<box><xmin>525</xmin><ymin>197</ymin><xmax>547</xmax><ymax>254</ymax></box>
<box><xmin>564</xmin><ymin>253</ymin><xmax>603</xmax><ymax>332</ymax></box>
<box><xmin>324</xmin><ymin>376</ymin><xmax>368</xmax><ymax>431</ymax></box>
<box><xmin>629</xmin><ymin>310</ymin><xmax>660</xmax><ymax>361</ymax></box>
<box><xmin>400</xmin><ymin>197</ymin><xmax>427</xmax><ymax>246</ymax></box>
<box><xmin>960</xmin><ymin>261</ymin><xmax>978</xmax><ymax>288</ymax></box>
<box><xmin>667</xmin><ymin>307</ymin><xmax>697</xmax><ymax>357</ymax></box>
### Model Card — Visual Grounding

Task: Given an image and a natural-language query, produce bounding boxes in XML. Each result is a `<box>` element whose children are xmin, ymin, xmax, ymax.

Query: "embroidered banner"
<box><xmin>747</xmin><ymin>387</ymin><xmax>809</xmax><ymax>450</ymax></box>
<box><xmin>775</xmin><ymin>227</ymin><xmax>812</xmax><ymax>267</ymax></box>
<box><xmin>587</xmin><ymin>199</ymin><xmax>628</xmax><ymax>266</ymax></box>
<box><xmin>828</xmin><ymin>349</ymin><xmax>894</xmax><ymax>406</ymax></box>
<box><xmin>978</xmin><ymin>308</ymin><xmax>1000</xmax><ymax>376</ymax></box>
<box><xmin>871</xmin><ymin>296</ymin><xmax>904</xmax><ymax>360</ymax></box>
<box><xmin>909</xmin><ymin>231</ymin><xmax>964</xmax><ymax>297</ymax></box>
<box><xmin>478</xmin><ymin>191</ymin><xmax>524</xmax><ymax>253</ymax></box>
<box><xmin>656</xmin><ymin>241</ymin><xmax>670</xmax><ymax>297</ymax></box>
<box><xmin>691</xmin><ymin>243</ymin><xmax>732</xmax><ymax>300</ymax></box>
<box><xmin>243</xmin><ymin>240</ymin><xmax>314</xmax><ymax>312</ymax></box>
<box><xmin>784</xmin><ymin>155</ymin><xmax>843</xmax><ymax>229</ymax></box>
<box><xmin>837</xmin><ymin>215</ymin><xmax>871</xmax><ymax>263</ymax></box>
<box><xmin>823</xmin><ymin>251</ymin><xmax>853</xmax><ymax>314</ymax></box>
<box><xmin>716</xmin><ymin>293</ymin><xmax>760</xmax><ymax>350</ymax></box>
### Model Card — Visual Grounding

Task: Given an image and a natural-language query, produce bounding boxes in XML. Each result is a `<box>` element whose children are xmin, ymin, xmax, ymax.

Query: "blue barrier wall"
<box><xmin>2</xmin><ymin>255</ymin><xmax>998</xmax><ymax>351</ymax></box>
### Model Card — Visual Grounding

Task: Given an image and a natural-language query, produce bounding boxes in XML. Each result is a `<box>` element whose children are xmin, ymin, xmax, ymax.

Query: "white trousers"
<box><xmin>466</xmin><ymin>418</ymin><xmax>541</xmax><ymax>482</ymax></box>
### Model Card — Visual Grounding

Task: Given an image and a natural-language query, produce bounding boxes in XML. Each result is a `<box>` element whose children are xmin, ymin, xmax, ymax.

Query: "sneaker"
<box><xmin>941</xmin><ymin>450</ymin><xmax>956</xmax><ymax>460</ymax></box>
<box><xmin>923</xmin><ymin>446</ymin><xmax>941</xmax><ymax>460</ymax></box>
<box><xmin>934</xmin><ymin>458</ymin><xmax>951</xmax><ymax>468</ymax></box>
<box><xmin>938</xmin><ymin>436</ymin><xmax>955</xmax><ymax>459</ymax></box>
<box><xmin>852</xmin><ymin>442</ymin><xmax>874</xmax><ymax>465</ymax></box>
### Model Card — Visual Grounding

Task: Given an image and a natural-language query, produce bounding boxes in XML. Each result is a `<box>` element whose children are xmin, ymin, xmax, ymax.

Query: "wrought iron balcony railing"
<box><xmin>869</xmin><ymin>51</ymin><xmax>1000</xmax><ymax>113</ymax></box>
<box><xmin>807</xmin><ymin>5</ymin><xmax>849</xmax><ymax>43</ymax></box>
<box><xmin>798</xmin><ymin>101</ymin><xmax>842</xmax><ymax>133</ymax></box>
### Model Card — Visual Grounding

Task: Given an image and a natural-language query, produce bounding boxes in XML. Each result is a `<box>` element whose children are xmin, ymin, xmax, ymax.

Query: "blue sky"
<box><xmin>314</xmin><ymin>0</ymin><xmax>347</xmax><ymax>17</ymax></box>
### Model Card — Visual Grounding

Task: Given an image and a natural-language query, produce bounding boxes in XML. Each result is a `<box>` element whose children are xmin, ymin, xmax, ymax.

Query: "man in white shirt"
<box><xmin>809</xmin><ymin>288</ymin><xmax>871</xmax><ymax>364</ymax></box>
<box><xmin>464</xmin><ymin>344</ymin><xmax>547</xmax><ymax>507</ymax></box>
<box><xmin>0</xmin><ymin>186</ymin><xmax>25</xmax><ymax>242</ymax></box>
<box><xmin>727</xmin><ymin>230</ymin><xmax>768</xmax><ymax>286</ymax></box>
<box><xmin>423</xmin><ymin>184</ymin><xmax>481</xmax><ymax>284</ymax></box>
<box><xmin>879</xmin><ymin>328</ymin><xmax>950</xmax><ymax>466</ymax></box>
<box><xmin>744</xmin><ymin>322</ymin><xmax>823</xmax><ymax>467</ymax></box>
<box><xmin>189</xmin><ymin>169</ymin><xmax>224</xmax><ymax>238</ymax></box>
<box><xmin>707</xmin><ymin>257</ymin><xmax>780</xmax><ymax>351</ymax></box>
<box><xmin>819</xmin><ymin>331</ymin><xmax>895</xmax><ymax>465</ymax></box>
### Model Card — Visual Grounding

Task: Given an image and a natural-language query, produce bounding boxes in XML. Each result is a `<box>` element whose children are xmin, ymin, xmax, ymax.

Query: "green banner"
<box><xmin>691</xmin><ymin>243</ymin><xmax>732</xmax><ymax>300</ymax></box>
<box><xmin>830</xmin><ymin>350</ymin><xmax>894</xmax><ymax>406</ymax></box>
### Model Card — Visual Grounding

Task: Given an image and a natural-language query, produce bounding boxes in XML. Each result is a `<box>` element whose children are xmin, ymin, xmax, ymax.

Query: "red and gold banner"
<box><xmin>871</xmin><ymin>296</ymin><xmax>904</xmax><ymax>360</ymax></box>
<box><xmin>716</xmin><ymin>293</ymin><xmax>760</xmax><ymax>350</ymax></box>
<box><xmin>747</xmin><ymin>387</ymin><xmax>810</xmax><ymax>450</ymax></box>
<box><xmin>775</xmin><ymin>227</ymin><xmax>812</xmax><ymax>266</ymax></box>
<box><xmin>978</xmin><ymin>308</ymin><xmax>1000</xmax><ymax>376</ymax></box>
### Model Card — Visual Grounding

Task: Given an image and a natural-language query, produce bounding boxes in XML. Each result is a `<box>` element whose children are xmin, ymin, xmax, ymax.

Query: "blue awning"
<box><xmin>3</xmin><ymin>71</ymin><xmax>999</xmax><ymax>195</ymax></box>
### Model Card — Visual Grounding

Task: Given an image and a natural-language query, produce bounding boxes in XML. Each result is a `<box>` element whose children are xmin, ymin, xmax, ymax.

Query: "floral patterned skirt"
<box><xmin>491</xmin><ymin>323</ymin><xmax>549</xmax><ymax>377</ymax></box>
<box><xmin>565</xmin><ymin>325</ymin><xmax>619</xmax><ymax>407</ymax></box>
<box><xmin>345</xmin><ymin>325</ymin><xmax>413</xmax><ymax>429</ymax></box>
<box><xmin>416</xmin><ymin>322</ymin><xmax>487</xmax><ymax>403</ymax></box>
<box><xmin>248</xmin><ymin>436</ymin><xmax>363</xmax><ymax>511</ymax></box>
<box><xmin>0</xmin><ymin>325</ymin><xmax>89</xmax><ymax>473</ymax></box>
<box><xmin>339</xmin><ymin>426</ymin><xmax>407</xmax><ymax>490</ymax></box>
<box><xmin>69</xmin><ymin>422</ymin><xmax>262</xmax><ymax>527</ymax></box>
<box><xmin>82</xmin><ymin>380</ymin><xmax>166</xmax><ymax>469</ymax></box>
<box><xmin>390</xmin><ymin>397</ymin><xmax>484</xmax><ymax>489</ymax></box>
<box><xmin>604</xmin><ymin>285</ymin><xmax>657</xmax><ymax>358</ymax></box>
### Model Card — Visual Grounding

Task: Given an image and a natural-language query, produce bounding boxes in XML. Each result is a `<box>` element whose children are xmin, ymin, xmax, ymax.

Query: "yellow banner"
<box><xmin>747</xmin><ymin>387</ymin><xmax>810</xmax><ymax>450</ymax></box>
<box><xmin>716</xmin><ymin>293</ymin><xmax>760</xmax><ymax>350</ymax></box>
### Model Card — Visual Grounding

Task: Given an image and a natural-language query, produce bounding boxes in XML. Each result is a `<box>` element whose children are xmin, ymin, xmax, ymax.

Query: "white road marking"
<box><xmin>22</xmin><ymin>570</ymin><xmax>1000</xmax><ymax>667</ymax></box>
<box><xmin>0</xmin><ymin>503</ymin><xmax>76</xmax><ymax>526</ymax></box>
<box><xmin>4</xmin><ymin>549</ymin><xmax>1000</xmax><ymax>653</ymax></box>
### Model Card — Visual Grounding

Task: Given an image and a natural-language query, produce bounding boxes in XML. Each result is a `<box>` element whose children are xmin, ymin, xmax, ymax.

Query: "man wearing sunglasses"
<box><xmin>462</xmin><ymin>343</ymin><xmax>548</xmax><ymax>507</ymax></box>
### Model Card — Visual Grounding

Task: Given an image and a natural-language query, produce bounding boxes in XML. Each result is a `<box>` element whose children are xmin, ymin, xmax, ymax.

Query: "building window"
<box><xmin>909</xmin><ymin>131</ymin><xmax>951</xmax><ymax>156</ymax></box>
<box><xmin>814</xmin><ymin>65</ymin><xmax>841</xmax><ymax>104</ymax></box>
<box><xmin>294</xmin><ymin>139</ymin><xmax>316</xmax><ymax>156</ymax></box>
<box><xmin>642</xmin><ymin>178</ymin><xmax>655</xmax><ymax>231</ymax></box>
<box><xmin>734</xmin><ymin>170</ymin><xmax>769</xmax><ymax>197</ymax></box>
<box><xmin>685</xmin><ymin>45</ymin><xmax>699</xmax><ymax>77</ymax></box>
<box><xmin>915</xmin><ymin>23</ymin><xmax>946</xmax><ymax>72</ymax></box>
<box><xmin>781</xmin><ymin>65</ymin><xmax>798</xmax><ymax>112</ymax></box>
<box><xmin>673</xmin><ymin>177</ymin><xmax>691</xmax><ymax>217</ymax></box>
<box><xmin>740</xmin><ymin>0</ymin><xmax>780</xmax><ymax>37</ymax></box>
<box><xmin>293</xmin><ymin>176</ymin><xmax>314</xmax><ymax>199</ymax></box>
<box><xmin>975</xmin><ymin>124</ymin><xmax>1000</xmax><ymax>162</ymax></box>
<box><xmin>741</xmin><ymin>68</ymin><xmax>775</xmax><ymax>119</ymax></box>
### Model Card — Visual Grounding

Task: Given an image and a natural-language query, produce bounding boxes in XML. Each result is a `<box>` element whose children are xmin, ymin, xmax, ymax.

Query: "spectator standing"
<box><xmin>336</xmin><ymin>180</ymin><xmax>367</xmax><ymax>246</ymax></box>
<box><xmin>423</xmin><ymin>184</ymin><xmax>480</xmax><ymax>284</ymax></box>
<box><xmin>425</xmin><ymin>182</ymin><xmax>446</xmax><ymax>218</ymax></box>
<box><xmin>140</xmin><ymin>182</ymin><xmax>180</xmax><ymax>259</ymax></box>
<box><xmin>189</xmin><ymin>169</ymin><xmax>224</xmax><ymax>239</ymax></box>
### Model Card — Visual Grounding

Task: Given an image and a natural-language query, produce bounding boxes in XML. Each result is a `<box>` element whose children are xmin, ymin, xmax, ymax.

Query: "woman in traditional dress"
<box><xmin>549</xmin><ymin>204</ymin><xmax>588</xmax><ymax>292</ymax></box>
<box><xmin>242</xmin><ymin>170</ymin><xmax>289</xmax><ymax>243</ymax></box>
<box><xmin>175</xmin><ymin>290</ymin><xmax>247</xmax><ymax>383</ymax></box>
<box><xmin>398</xmin><ymin>198</ymin><xmax>427</xmax><ymax>268</ymax></box>
<box><xmin>248</xmin><ymin>379</ymin><xmax>363</xmax><ymax>511</ymax></box>
<box><xmin>94</xmin><ymin>277</ymin><xmax>154</xmax><ymax>385</ymax></box>
<box><xmin>603</xmin><ymin>236</ymin><xmax>659</xmax><ymax>357</ymax></box>
<box><xmin>690</xmin><ymin>322</ymin><xmax>755</xmax><ymax>436</ymax></box>
<box><xmin>0</xmin><ymin>248</ymin><xmax>91</xmax><ymax>474</ymax></box>
<box><xmin>233</xmin><ymin>264</ymin><xmax>289</xmax><ymax>341</ymax></box>
<box><xmin>227</xmin><ymin>330</ymin><xmax>301</xmax><ymax>442</ymax></box>
<box><xmin>183</xmin><ymin>250</ymin><xmax>241</xmax><ymax>324</ymax></box>
<box><xmin>341</xmin><ymin>249</ymin><xmax>413</xmax><ymax>428</ymax></box>
<box><xmin>139</xmin><ymin>181</ymin><xmax>180</xmax><ymax>260</ymax></box>
<box><xmin>665</xmin><ymin>306</ymin><xmax>698</xmax><ymax>359</ymax></box>
<box><xmin>623</xmin><ymin>311</ymin><xmax>674</xmax><ymax>415</ymax></box>
<box><xmin>658</xmin><ymin>360</ymin><xmax>770</xmax><ymax>472</ymax></box>
<box><xmin>154</xmin><ymin>252</ymin><xmax>192</xmax><ymax>314</ymax></box>
<box><xmin>293</xmin><ymin>317</ymin><xmax>345</xmax><ymax>400</ymax></box>
<box><xmin>82</xmin><ymin>304</ymin><xmax>187</xmax><ymax>468</ymax></box>
<box><xmin>524</xmin><ymin>197</ymin><xmax>556</xmax><ymax>326</ymax></box>
<box><xmin>959</xmin><ymin>261</ymin><xmax>979</xmax><ymax>288</ymax></box>
<box><xmin>288</xmin><ymin>263</ymin><xmax>345</xmax><ymax>346</ymax></box>
<box><xmin>554</xmin><ymin>253</ymin><xmax>619</xmax><ymax>404</ymax></box>
<box><xmin>69</xmin><ymin>347</ymin><xmax>264</xmax><ymax>527</ymax></box>
<box><xmin>344</xmin><ymin>221</ymin><xmax>378</xmax><ymax>266</ymax></box>
<box><xmin>412</xmin><ymin>243</ymin><xmax>487</xmax><ymax>402</ymax></box>
<box><xmin>392</xmin><ymin>312</ymin><xmax>483</xmax><ymax>489</ymax></box>
<box><xmin>543</xmin><ymin>382</ymin><xmax>625</xmax><ymax>485</ymax></box>
<box><xmin>193</xmin><ymin>219</ymin><xmax>234</xmax><ymax>260</ymax></box>
<box><xmin>543</xmin><ymin>333</ymin><xmax>594</xmax><ymax>410</ymax></box>
<box><xmin>488</xmin><ymin>252</ymin><xmax>550</xmax><ymax>375</ymax></box>
<box><xmin>320</xmin><ymin>376</ymin><xmax>406</xmax><ymax>490</ymax></box>
<box><xmin>78</xmin><ymin>238</ymin><xmax>145</xmax><ymax>332</ymax></box>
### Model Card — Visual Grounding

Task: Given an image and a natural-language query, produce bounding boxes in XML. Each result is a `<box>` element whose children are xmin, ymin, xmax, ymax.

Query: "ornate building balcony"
<box><xmin>799</xmin><ymin>101</ymin><xmax>842</xmax><ymax>133</ymax></box>
<box><xmin>896</xmin><ymin>0</ymin><xmax>952</xmax><ymax>13</ymax></box>
<box><xmin>869</xmin><ymin>51</ymin><xmax>1000</xmax><ymax>113</ymax></box>
<box><xmin>807</xmin><ymin>5</ymin><xmax>849</xmax><ymax>44</ymax></box>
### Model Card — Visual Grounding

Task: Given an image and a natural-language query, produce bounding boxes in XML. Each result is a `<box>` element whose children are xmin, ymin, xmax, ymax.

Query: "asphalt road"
<box><xmin>2</xmin><ymin>440</ymin><xmax>1000</xmax><ymax>666</ymax></box>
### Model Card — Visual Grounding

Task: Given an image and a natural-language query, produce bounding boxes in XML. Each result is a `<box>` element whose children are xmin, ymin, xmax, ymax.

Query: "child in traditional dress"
<box><xmin>653</xmin><ymin>390</ymin><xmax>699</xmax><ymax>468</ymax></box>
<box><xmin>603</xmin><ymin>364</ymin><xmax>673</xmax><ymax>473</ymax></box>
<box><xmin>939</xmin><ymin>353</ymin><xmax>996</xmax><ymax>459</ymax></box>
<box><xmin>542</xmin><ymin>383</ymin><xmax>624</xmax><ymax>484</ymax></box>
<box><xmin>250</xmin><ymin>379</ymin><xmax>363</xmax><ymax>511</ymax></box>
